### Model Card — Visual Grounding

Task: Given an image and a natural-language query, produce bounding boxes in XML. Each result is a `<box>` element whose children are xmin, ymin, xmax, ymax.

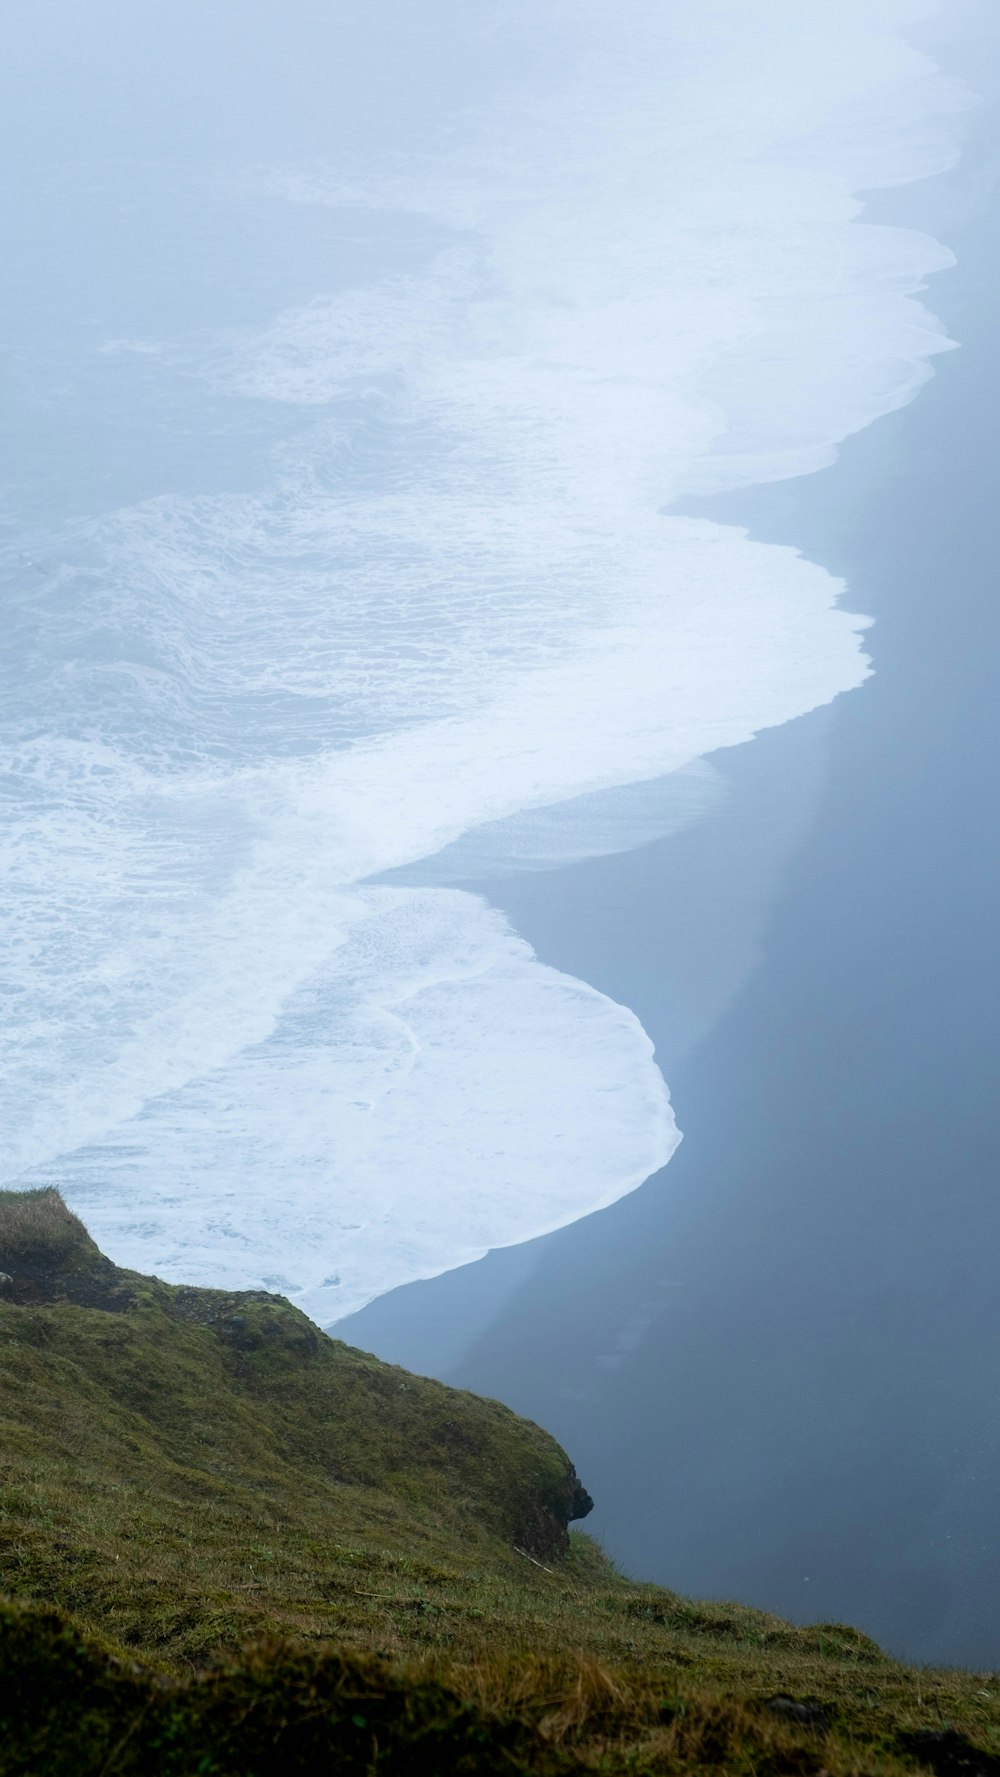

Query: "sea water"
<box><xmin>0</xmin><ymin>0</ymin><xmax>972</xmax><ymax>1320</ymax></box>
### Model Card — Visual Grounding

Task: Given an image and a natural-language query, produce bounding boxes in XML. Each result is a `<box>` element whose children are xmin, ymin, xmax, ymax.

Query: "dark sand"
<box><xmin>340</xmin><ymin>92</ymin><xmax>1000</xmax><ymax>1667</ymax></box>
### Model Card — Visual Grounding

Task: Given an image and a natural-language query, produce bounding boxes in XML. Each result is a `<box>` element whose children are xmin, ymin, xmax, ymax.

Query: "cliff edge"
<box><xmin>1</xmin><ymin>1189</ymin><xmax>998</xmax><ymax>1777</ymax></box>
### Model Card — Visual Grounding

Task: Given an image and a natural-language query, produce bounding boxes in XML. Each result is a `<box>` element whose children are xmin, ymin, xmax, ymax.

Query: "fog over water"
<box><xmin>1</xmin><ymin>0</ymin><xmax>972</xmax><ymax>1315</ymax></box>
<box><xmin>3</xmin><ymin>0</ymin><xmax>998</xmax><ymax>1663</ymax></box>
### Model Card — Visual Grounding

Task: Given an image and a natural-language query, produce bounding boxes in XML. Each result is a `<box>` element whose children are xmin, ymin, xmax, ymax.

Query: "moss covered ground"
<box><xmin>1</xmin><ymin>1189</ymin><xmax>999</xmax><ymax>1775</ymax></box>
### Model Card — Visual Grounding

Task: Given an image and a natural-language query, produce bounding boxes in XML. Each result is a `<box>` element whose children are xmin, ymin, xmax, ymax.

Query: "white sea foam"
<box><xmin>0</xmin><ymin>0</ymin><xmax>972</xmax><ymax>1318</ymax></box>
<box><xmin>27</xmin><ymin>890</ymin><xmax>675</xmax><ymax>1323</ymax></box>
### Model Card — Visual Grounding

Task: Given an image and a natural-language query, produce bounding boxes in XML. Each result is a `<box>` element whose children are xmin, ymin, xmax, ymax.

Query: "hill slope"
<box><xmin>1</xmin><ymin>1189</ymin><xmax>999</xmax><ymax>1776</ymax></box>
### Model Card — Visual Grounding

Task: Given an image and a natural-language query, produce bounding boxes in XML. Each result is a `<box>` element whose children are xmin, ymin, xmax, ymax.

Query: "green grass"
<box><xmin>2</xmin><ymin>1189</ymin><xmax>999</xmax><ymax>1776</ymax></box>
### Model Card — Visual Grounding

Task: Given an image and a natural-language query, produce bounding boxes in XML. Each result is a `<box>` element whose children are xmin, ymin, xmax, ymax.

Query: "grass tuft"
<box><xmin>0</xmin><ymin>1187</ymin><xmax>99</xmax><ymax>1274</ymax></box>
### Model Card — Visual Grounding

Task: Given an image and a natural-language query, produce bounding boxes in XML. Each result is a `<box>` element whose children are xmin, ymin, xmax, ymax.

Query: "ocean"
<box><xmin>1</xmin><ymin>0</ymin><xmax>974</xmax><ymax>1311</ymax></box>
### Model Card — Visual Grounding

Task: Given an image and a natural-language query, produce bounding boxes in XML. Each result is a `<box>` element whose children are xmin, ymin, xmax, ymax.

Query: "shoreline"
<box><xmin>340</xmin><ymin>106</ymin><xmax>1000</xmax><ymax>1667</ymax></box>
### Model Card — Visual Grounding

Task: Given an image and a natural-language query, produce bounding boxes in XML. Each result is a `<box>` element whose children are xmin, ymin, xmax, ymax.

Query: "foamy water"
<box><xmin>1</xmin><ymin>0</ymin><xmax>971</xmax><ymax>1318</ymax></box>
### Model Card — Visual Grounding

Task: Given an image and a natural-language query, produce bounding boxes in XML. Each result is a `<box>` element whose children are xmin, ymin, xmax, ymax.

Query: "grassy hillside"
<box><xmin>1</xmin><ymin>1188</ymin><xmax>999</xmax><ymax>1776</ymax></box>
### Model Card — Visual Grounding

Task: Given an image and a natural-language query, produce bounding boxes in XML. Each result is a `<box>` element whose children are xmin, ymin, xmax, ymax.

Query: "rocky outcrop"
<box><xmin>0</xmin><ymin>1190</ymin><xmax>133</xmax><ymax>1311</ymax></box>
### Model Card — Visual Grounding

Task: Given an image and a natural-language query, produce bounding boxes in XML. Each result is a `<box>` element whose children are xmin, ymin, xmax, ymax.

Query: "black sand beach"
<box><xmin>341</xmin><ymin>81</ymin><xmax>1000</xmax><ymax>1667</ymax></box>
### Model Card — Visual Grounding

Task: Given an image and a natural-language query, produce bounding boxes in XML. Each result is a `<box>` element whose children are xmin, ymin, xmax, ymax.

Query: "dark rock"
<box><xmin>4</xmin><ymin>1258</ymin><xmax>139</xmax><ymax>1314</ymax></box>
<box><xmin>511</xmin><ymin>1465</ymin><xmax>594</xmax><ymax>1560</ymax></box>
<box><xmin>763</xmin><ymin>1695</ymin><xmax>831</xmax><ymax>1734</ymax></box>
<box><xmin>570</xmin><ymin>1478</ymin><xmax>595</xmax><ymax>1521</ymax></box>
<box><xmin>897</xmin><ymin>1729</ymin><xmax>1000</xmax><ymax>1777</ymax></box>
